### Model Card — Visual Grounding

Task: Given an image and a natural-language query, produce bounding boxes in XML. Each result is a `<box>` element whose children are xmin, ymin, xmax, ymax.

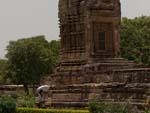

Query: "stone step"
<box><xmin>51</xmin><ymin>102</ymin><xmax>87</xmax><ymax>108</ymax></box>
<box><xmin>92</xmin><ymin>58</ymin><xmax>135</xmax><ymax>63</ymax></box>
<box><xmin>84</xmin><ymin>63</ymin><xmax>146</xmax><ymax>73</ymax></box>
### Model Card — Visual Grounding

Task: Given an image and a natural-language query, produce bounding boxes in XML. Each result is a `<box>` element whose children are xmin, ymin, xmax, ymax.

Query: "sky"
<box><xmin>0</xmin><ymin>0</ymin><xmax>150</xmax><ymax>58</ymax></box>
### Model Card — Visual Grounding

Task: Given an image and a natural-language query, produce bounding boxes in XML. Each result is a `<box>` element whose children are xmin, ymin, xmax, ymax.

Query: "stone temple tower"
<box><xmin>59</xmin><ymin>0</ymin><xmax>121</xmax><ymax>67</ymax></box>
<box><xmin>43</xmin><ymin>0</ymin><xmax>150</xmax><ymax>109</ymax></box>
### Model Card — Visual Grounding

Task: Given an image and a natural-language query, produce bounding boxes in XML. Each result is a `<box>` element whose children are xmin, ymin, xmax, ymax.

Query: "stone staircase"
<box><xmin>41</xmin><ymin>58</ymin><xmax>150</xmax><ymax>110</ymax></box>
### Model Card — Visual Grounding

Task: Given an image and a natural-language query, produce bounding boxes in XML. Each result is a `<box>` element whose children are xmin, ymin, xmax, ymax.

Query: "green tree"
<box><xmin>0</xmin><ymin>59</ymin><xmax>8</xmax><ymax>84</ymax></box>
<box><xmin>49</xmin><ymin>40</ymin><xmax>60</xmax><ymax>65</ymax></box>
<box><xmin>6</xmin><ymin>36</ymin><xmax>58</xmax><ymax>95</ymax></box>
<box><xmin>121</xmin><ymin>16</ymin><xmax>150</xmax><ymax>66</ymax></box>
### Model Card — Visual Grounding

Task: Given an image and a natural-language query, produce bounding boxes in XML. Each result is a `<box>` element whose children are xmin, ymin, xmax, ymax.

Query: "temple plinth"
<box><xmin>42</xmin><ymin>0</ymin><xmax>150</xmax><ymax>110</ymax></box>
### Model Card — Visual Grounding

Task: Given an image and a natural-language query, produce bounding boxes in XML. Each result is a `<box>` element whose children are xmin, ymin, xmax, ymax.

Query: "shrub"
<box><xmin>89</xmin><ymin>102</ymin><xmax>109</xmax><ymax>113</ymax></box>
<box><xmin>17</xmin><ymin>96</ymin><xmax>35</xmax><ymax>107</ymax></box>
<box><xmin>16</xmin><ymin>108</ymin><xmax>89</xmax><ymax>113</ymax></box>
<box><xmin>0</xmin><ymin>96</ymin><xmax>16</xmax><ymax>113</ymax></box>
<box><xmin>89</xmin><ymin>102</ymin><xmax>130</xmax><ymax>113</ymax></box>
<box><xmin>145</xmin><ymin>109</ymin><xmax>150</xmax><ymax>113</ymax></box>
<box><xmin>110</xmin><ymin>104</ymin><xmax>129</xmax><ymax>113</ymax></box>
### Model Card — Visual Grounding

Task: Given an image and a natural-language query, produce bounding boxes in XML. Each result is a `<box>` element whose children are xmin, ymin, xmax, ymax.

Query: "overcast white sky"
<box><xmin>0</xmin><ymin>0</ymin><xmax>150</xmax><ymax>58</ymax></box>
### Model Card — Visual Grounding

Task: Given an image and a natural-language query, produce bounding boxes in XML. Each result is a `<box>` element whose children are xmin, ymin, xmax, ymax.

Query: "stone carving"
<box><xmin>86</xmin><ymin>0</ymin><xmax>114</xmax><ymax>10</ymax></box>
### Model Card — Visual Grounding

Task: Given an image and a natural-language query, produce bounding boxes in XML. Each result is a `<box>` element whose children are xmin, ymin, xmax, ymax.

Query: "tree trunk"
<box><xmin>23</xmin><ymin>84</ymin><xmax>29</xmax><ymax>95</ymax></box>
<box><xmin>32</xmin><ymin>84</ymin><xmax>37</xmax><ymax>95</ymax></box>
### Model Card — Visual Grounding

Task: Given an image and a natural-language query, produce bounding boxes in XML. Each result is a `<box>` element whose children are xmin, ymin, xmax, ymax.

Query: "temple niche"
<box><xmin>42</xmin><ymin>0</ymin><xmax>150</xmax><ymax>110</ymax></box>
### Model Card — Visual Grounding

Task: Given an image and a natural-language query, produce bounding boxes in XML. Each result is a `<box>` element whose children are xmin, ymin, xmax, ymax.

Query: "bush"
<box><xmin>89</xmin><ymin>102</ymin><xmax>129</xmax><ymax>113</ymax></box>
<box><xmin>89</xmin><ymin>102</ymin><xmax>109</xmax><ymax>113</ymax></box>
<box><xmin>145</xmin><ymin>109</ymin><xmax>150</xmax><ymax>113</ymax></box>
<box><xmin>17</xmin><ymin>108</ymin><xmax>89</xmax><ymax>113</ymax></box>
<box><xmin>17</xmin><ymin>96</ymin><xmax>35</xmax><ymax>108</ymax></box>
<box><xmin>0</xmin><ymin>96</ymin><xmax>16</xmax><ymax>113</ymax></box>
<box><xmin>110</xmin><ymin>104</ymin><xmax>129</xmax><ymax>113</ymax></box>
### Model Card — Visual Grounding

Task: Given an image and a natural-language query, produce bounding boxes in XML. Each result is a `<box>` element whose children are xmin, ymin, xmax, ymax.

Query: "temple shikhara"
<box><xmin>59</xmin><ymin>0</ymin><xmax>120</xmax><ymax>64</ymax></box>
<box><xmin>43</xmin><ymin>0</ymin><xmax>150</xmax><ymax>109</ymax></box>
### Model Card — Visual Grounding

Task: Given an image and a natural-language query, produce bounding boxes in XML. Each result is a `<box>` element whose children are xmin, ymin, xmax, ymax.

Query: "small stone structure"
<box><xmin>0</xmin><ymin>85</ymin><xmax>23</xmax><ymax>97</ymax></box>
<box><xmin>42</xmin><ymin>0</ymin><xmax>150</xmax><ymax>109</ymax></box>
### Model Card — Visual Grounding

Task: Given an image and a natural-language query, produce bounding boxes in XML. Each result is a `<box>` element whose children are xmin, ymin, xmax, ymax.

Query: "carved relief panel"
<box><xmin>86</xmin><ymin>0</ymin><xmax>115</xmax><ymax>10</ymax></box>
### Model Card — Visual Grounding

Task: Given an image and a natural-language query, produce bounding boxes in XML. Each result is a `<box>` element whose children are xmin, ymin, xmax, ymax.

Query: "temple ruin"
<box><xmin>43</xmin><ymin>0</ymin><xmax>150</xmax><ymax>109</ymax></box>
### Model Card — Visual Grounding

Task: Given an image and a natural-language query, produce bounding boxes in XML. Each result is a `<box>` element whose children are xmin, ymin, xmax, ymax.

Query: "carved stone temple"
<box><xmin>42</xmin><ymin>0</ymin><xmax>150</xmax><ymax>109</ymax></box>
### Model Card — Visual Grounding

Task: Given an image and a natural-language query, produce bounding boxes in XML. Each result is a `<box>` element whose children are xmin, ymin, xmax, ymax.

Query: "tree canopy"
<box><xmin>48</xmin><ymin>40</ymin><xmax>60</xmax><ymax>66</ymax></box>
<box><xmin>6</xmin><ymin>36</ymin><xmax>60</xmax><ymax>95</ymax></box>
<box><xmin>0</xmin><ymin>59</ymin><xmax>8</xmax><ymax>84</ymax></box>
<box><xmin>121</xmin><ymin>16</ymin><xmax>150</xmax><ymax>66</ymax></box>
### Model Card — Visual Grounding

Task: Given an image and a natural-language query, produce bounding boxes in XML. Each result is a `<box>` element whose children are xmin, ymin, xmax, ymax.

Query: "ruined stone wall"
<box><xmin>0</xmin><ymin>85</ymin><xmax>24</xmax><ymax>96</ymax></box>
